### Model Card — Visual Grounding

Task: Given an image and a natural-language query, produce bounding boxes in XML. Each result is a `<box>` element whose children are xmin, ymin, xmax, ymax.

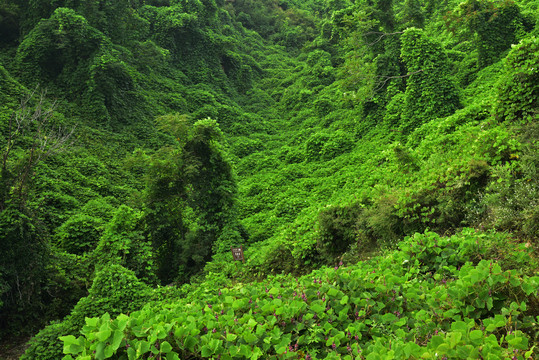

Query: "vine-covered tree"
<box><xmin>0</xmin><ymin>90</ymin><xmax>74</xmax><ymax>335</ymax></box>
<box><xmin>400</xmin><ymin>28</ymin><xmax>461</xmax><ymax>133</ymax></box>
<box><xmin>144</xmin><ymin>115</ymin><xmax>243</xmax><ymax>284</ymax></box>
<box><xmin>451</xmin><ymin>0</ymin><xmax>532</xmax><ymax>68</ymax></box>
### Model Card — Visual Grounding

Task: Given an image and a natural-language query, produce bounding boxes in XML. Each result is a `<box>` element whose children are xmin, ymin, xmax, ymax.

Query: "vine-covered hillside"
<box><xmin>0</xmin><ymin>0</ymin><xmax>537</xmax><ymax>359</ymax></box>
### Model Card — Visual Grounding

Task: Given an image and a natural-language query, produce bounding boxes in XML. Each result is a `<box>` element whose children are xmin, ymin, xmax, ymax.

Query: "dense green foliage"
<box><xmin>61</xmin><ymin>230</ymin><xmax>539</xmax><ymax>359</ymax></box>
<box><xmin>0</xmin><ymin>0</ymin><xmax>537</xmax><ymax>358</ymax></box>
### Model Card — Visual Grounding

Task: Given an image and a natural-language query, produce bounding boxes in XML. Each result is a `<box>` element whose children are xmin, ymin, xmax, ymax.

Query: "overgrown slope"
<box><xmin>0</xmin><ymin>0</ymin><xmax>537</xmax><ymax>358</ymax></box>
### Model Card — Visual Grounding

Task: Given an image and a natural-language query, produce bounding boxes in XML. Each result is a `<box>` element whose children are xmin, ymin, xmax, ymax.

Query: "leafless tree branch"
<box><xmin>1</xmin><ymin>87</ymin><xmax>76</xmax><ymax>210</ymax></box>
<box><xmin>371</xmin><ymin>69</ymin><xmax>424</xmax><ymax>94</ymax></box>
<box><xmin>363</xmin><ymin>31</ymin><xmax>404</xmax><ymax>46</ymax></box>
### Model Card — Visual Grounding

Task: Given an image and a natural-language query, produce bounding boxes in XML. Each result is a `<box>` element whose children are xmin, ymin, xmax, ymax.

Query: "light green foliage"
<box><xmin>62</xmin><ymin>230</ymin><xmax>539</xmax><ymax>360</ymax></box>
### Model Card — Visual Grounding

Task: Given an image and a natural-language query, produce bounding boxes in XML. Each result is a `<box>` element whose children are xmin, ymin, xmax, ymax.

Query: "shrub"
<box><xmin>20</xmin><ymin>321</ymin><xmax>71</xmax><ymax>360</ymax></box>
<box><xmin>305</xmin><ymin>132</ymin><xmax>331</xmax><ymax>161</ymax></box>
<box><xmin>54</xmin><ymin>214</ymin><xmax>104</xmax><ymax>254</ymax></box>
<box><xmin>320</xmin><ymin>130</ymin><xmax>355</xmax><ymax>161</ymax></box>
<box><xmin>232</xmin><ymin>136</ymin><xmax>264</xmax><ymax>157</ymax></box>
<box><xmin>93</xmin><ymin>205</ymin><xmax>157</xmax><ymax>285</ymax></box>
<box><xmin>481</xmin><ymin>122</ymin><xmax>539</xmax><ymax>240</ymax></box>
<box><xmin>317</xmin><ymin>203</ymin><xmax>363</xmax><ymax>257</ymax></box>
<box><xmin>60</xmin><ymin>229</ymin><xmax>539</xmax><ymax>360</ymax></box>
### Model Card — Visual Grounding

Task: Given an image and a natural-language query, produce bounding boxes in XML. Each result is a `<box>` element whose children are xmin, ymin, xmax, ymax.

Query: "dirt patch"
<box><xmin>0</xmin><ymin>337</ymin><xmax>30</xmax><ymax>360</ymax></box>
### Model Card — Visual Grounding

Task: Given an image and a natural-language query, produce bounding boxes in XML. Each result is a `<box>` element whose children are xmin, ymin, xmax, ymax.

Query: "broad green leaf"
<box><xmin>85</xmin><ymin>317</ymin><xmax>99</xmax><ymax>328</ymax></box>
<box><xmin>166</xmin><ymin>352</ymin><xmax>180</xmax><ymax>360</ymax></box>
<box><xmin>111</xmin><ymin>330</ymin><xmax>123</xmax><ymax>350</ymax></box>
<box><xmin>96</xmin><ymin>329</ymin><xmax>112</xmax><ymax>342</ymax></box>
<box><xmin>127</xmin><ymin>347</ymin><xmax>136</xmax><ymax>360</ymax></box>
<box><xmin>243</xmin><ymin>332</ymin><xmax>258</xmax><ymax>344</ymax></box>
<box><xmin>184</xmin><ymin>336</ymin><xmax>197</xmax><ymax>352</ymax></box>
<box><xmin>469</xmin><ymin>330</ymin><xmax>482</xmax><ymax>341</ymax></box>
<box><xmin>201</xmin><ymin>345</ymin><xmax>213</xmax><ymax>357</ymax></box>
<box><xmin>161</xmin><ymin>341</ymin><xmax>173</xmax><ymax>353</ymax></box>
<box><xmin>60</xmin><ymin>335</ymin><xmax>78</xmax><ymax>347</ymax></box>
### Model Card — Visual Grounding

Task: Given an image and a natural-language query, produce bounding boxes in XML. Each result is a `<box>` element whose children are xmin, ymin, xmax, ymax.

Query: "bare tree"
<box><xmin>1</xmin><ymin>88</ymin><xmax>76</xmax><ymax>210</ymax></box>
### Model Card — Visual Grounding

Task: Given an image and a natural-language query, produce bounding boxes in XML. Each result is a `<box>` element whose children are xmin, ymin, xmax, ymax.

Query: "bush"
<box><xmin>21</xmin><ymin>264</ymin><xmax>153</xmax><ymax>360</ymax></box>
<box><xmin>54</xmin><ymin>214</ymin><xmax>104</xmax><ymax>254</ymax></box>
<box><xmin>20</xmin><ymin>321</ymin><xmax>71</xmax><ymax>360</ymax></box>
<box><xmin>60</xmin><ymin>229</ymin><xmax>539</xmax><ymax>360</ymax></box>
<box><xmin>317</xmin><ymin>203</ymin><xmax>363</xmax><ymax>257</ymax></box>
<box><xmin>93</xmin><ymin>205</ymin><xmax>157</xmax><ymax>284</ymax></box>
<box><xmin>320</xmin><ymin>130</ymin><xmax>355</xmax><ymax>161</ymax></box>
<box><xmin>481</xmin><ymin>122</ymin><xmax>539</xmax><ymax>240</ymax></box>
<box><xmin>232</xmin><ymin>136</ymin><xmax>264</xmax><ymax>157</ymax></box>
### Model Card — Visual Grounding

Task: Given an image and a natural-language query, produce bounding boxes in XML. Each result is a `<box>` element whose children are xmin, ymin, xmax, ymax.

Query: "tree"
<box><xmin>0</xmin><ymin>89</ymin><xmax>74</xmax><ymax>335</ymax></box>
<box><xmin>450</xmin><ymin>0</ymin><xmax>532</xmax><ymax>68</ymax></box>
<box><xmin>144</xmin><ymin>115</ymin><xmax>243</xmax><ymax>284</ymax></box>
<box><xmin>398</xmin><ymin>0</ymin><xmax>424</xmax><ymax>29</ymax></box>
<box><xmin>1</xmin><ymin>89</ymin><xmax>75</xmax><ymax>211</ymax></box>
<box><xmin>0</xmin><ymin>207</ymin><xmax>48</xmax><ymax>335</ymax></box>
<box><xmin>495</xmin><ymin>36</ymin><xmax>538</xmax><ymax>123</ymax></box>
<box><xmin>400</xmin><ymin>28</ymin><xmax>460</xmax><ymax>133</ymax></box>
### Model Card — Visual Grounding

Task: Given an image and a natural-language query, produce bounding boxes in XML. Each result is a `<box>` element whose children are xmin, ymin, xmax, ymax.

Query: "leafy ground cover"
<box><xmin>61</xmin><ymin>229</ymin><xmax>538</xmax><ymax>359</ymax></box>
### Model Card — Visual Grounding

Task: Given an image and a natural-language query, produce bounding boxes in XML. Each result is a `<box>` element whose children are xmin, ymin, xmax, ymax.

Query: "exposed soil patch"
<box><xmin>0</xmin><ymin>337</ymin><xmax>30</xmax><ymax>360</ymax></box>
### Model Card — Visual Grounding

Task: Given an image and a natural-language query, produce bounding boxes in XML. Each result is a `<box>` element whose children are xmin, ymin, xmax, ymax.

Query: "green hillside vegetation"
<box><xmin>0</xmin><ymin>0</ymin><xmax>537</xmax><ymax>358</ymax></box>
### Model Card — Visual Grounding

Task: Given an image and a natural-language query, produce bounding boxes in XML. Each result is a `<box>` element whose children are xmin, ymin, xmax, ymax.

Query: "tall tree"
<box><xmin>400</xmin><ymin>28</ymin><xmax>460</xmax><ymax>133</ymax></box>
<box><xmin>144</xmin><ymin>115</ymin><xmax>242</xmax><ymax>284</ymax></box>
<box><xmin>0</xmin><ymin>89</ymin><xmax>74</xmax><ymax>335</ymax></box>
<box><xmin>451</xmin><ymin>0</ymin><xmax>531</xmax><ymax>68</ymax></box>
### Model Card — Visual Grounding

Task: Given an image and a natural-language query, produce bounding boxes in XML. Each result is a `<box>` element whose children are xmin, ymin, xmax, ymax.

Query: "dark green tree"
<box><xmin>0</xmin><ymin>207</ymin><xmax>48</xmax><ymax>335</ymax></box>
<box><xmin>0</xmin><ymin>90</ymin><xmax>74</xmax><ymax>335</ymax></box>
<box><xmin>0</xmin><ymin>1</ymin><xmax>20</xmax><ymax>45</ymax></box>
<box><xmin>400</xmin><ymin>28</ymin><xmax>461</xmax><ymax>133</ymax></box>
<box><xmin>398</xmin><ymin>0</ymin><xmax>424</xmax><ymax>29</ymax></box>
<box><xmin>451</xmin><ymin>0</ymin><xmax>532</xmax><ymax>68</ymax></box>
<box><xmin>144</xmin><ymin>115</ymin><xmax>242</xmax><ymax>284</ymax></box>
<box><xmin>14</xmin><ymin>8</ymin><xmax>105</xmax><ymax>89</ymax></box>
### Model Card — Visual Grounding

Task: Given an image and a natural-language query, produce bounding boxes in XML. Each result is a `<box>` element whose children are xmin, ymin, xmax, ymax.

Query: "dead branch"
<box><xmin>371</xmin><ymin>69</ymin><xmax>424</xmax><ymax>93</ymax></box>
<box><xmin>1</xmin><ymin>87</ymin><xmax>76</xmax><ymax>210</ymax></box>
<box><xmin>363</xmin><ymin>31</ymin><xmax>404</xmax><ymax>46</ymax></box>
